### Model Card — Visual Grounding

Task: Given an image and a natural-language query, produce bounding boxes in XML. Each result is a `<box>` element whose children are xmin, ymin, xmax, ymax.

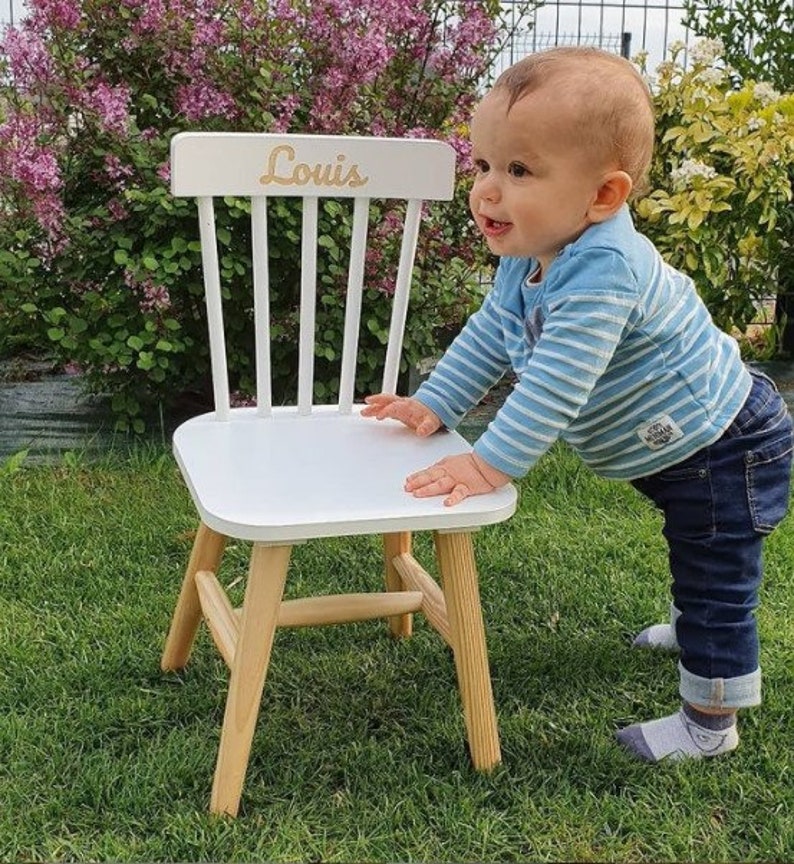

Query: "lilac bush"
<box><xmin>0</xmin><ymin>0</ymin><xmax>527</xmax><ymax>430</ymax></box>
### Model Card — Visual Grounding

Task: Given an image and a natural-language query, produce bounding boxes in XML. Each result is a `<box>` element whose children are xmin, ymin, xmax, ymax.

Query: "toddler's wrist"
<box><xmin>471</xmin><ymin>453</ymin><xmax>510</xmax><ymax>488</ymax></box>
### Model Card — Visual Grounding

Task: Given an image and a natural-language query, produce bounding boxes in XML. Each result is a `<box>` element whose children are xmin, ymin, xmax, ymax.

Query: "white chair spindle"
<box><xmin>251</xmin><ymin>197</ymin><xmax>272</xmax><ymax>417</ymax></box>
<box><xmin>298</xmin><ymin>197</ymin><xmax>319</xmax><ymax>414</ymax></box>
<box><xmin>382</xmin><ymin>198</ymin><xmax>422</xmax><ymax>395</ymax></box>
<box><xmin>338</xmin><ymin>197</ymin><xmax>370</xmax><ymax>414</ymax></box>
<box><xmin>197</xmin><ymin>196</ymin><xmax>230</xmax><ymax>420</ymax></box>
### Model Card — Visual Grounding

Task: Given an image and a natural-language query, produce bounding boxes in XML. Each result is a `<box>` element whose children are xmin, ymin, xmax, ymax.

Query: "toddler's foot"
<box><xmin>615</xmin><ymin>703</ymin><xmax>738</xmax><ymax>762</ymax></box>
<box><xmin>632</xmin><ymin>622</ymin><xmax>679</xmax><ymax>652</ymax></box>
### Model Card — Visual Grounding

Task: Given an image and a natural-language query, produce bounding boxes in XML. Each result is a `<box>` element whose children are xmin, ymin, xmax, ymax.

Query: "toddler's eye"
<box><xmin>508</xmin><ymin>162</ymin><xmax>530</xmax><ymax>178</ymax></box>
<box><xmin>473</xmin><ymin>158</ymin><xmax>490</xmax><ymax>174</ymax></box>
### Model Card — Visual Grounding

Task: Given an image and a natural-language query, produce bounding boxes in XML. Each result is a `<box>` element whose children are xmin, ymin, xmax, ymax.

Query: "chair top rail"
<box><xmin>171</xmin><ymin>132</ymin><xmax>456</xmax><ymax>201</ymax></box>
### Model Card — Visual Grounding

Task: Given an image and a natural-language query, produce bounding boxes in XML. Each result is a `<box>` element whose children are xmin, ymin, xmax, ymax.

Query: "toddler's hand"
<box><xmin>361</xmin><ymin>394</ymin><xmax>442</xmax><ymax>438</ymax></box>
<box><xmin>405</xmin><ymin>453</ymin><xmax>511</xmax><ymax>507</ymax></box>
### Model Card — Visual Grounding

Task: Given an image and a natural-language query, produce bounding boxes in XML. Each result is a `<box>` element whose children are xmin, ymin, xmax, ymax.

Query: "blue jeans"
<box><xmin>631</xmin><ymin>371</ymin><xmax>793</xmax><ymax>709</ymax></box>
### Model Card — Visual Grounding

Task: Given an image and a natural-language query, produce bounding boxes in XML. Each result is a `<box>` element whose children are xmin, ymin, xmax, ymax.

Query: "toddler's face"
<box><xmin>468</xmin><ymin>87</ymin><xmax>610</xmax><ymax>274</ymax></box>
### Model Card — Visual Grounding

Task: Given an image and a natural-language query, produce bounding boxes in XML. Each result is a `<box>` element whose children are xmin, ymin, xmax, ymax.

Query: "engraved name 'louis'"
<box><xmin>259</xmin><ymin>145</ymin><xmax>369</xmax><ymax>189</ymax></box>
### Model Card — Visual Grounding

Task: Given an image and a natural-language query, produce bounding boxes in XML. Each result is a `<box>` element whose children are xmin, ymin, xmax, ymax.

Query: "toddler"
<box><xmin>362</xmin><ymin>47</ymin><xmax>793</xmax><ymax>762</ymax></box>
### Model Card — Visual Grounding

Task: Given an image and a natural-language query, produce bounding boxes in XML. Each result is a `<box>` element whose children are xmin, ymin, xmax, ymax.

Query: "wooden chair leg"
<box><xmin>434</xmin><ymin>530</ymin><xmax>501</xmax><ymax>772</ymax></box>
<box><xmin>210</xmin><ymin>543</ymin><xmax>291</xmax><ymax>817</ymax></box>
<box><xmin>383</xmin><ymin>532</ymin><xmax>413</xmax><ymax>638</ymax></box>
<box><xmin>161</xmin><ymin>522</ymin><xmax>227</xmax><ymax>671</ymax></box>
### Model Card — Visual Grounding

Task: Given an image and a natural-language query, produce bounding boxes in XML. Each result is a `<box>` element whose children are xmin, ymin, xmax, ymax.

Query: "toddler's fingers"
<box><xmin>404</xmin><ymin>473</ymin><xmax>427</xmax><ymax>491</ymax></box>
<box><xmin>405</xmin><ymin>465</ymin><xmax>444</xmax><ymax>488</ymax></box>
<box><xmin>384</xmin><ymin>403</ymin><xmax>427</xmax><ymax>430</ymax></box>
<box><xmin>361</xmin><ymin>393</ymin><xmax>399</xmax><ymax>418</ymax></box>
<box><xmin>405</xmin><ymin>466</ymin><xmax>456</xmax><ymax>498</ymax></box>
<box><xmin>363</xmin><ymin>394</ymin><xmax>392</xmax><ymax>405</ymax></box>
<box><xmin>443</xmin><ymin>483</ymin><xmax>470</xmax><ymax>507</ymax></box>
<box><xmin>411</xmin><ymin>479</ymin><xmax>455</xmax><ymax>498</ymax></box>
<box><xmin>416</xmin><ymin>417</ymin><xmax>439</xmax><ymax>437</ymax></box>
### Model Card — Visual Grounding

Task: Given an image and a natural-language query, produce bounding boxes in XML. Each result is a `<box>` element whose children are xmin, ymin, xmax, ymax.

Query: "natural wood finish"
<box><xmin>392</xmin><ymin>553</ymin><xmax>452</xmax><ymax>647</ymax></box>
<box><xmin>277</xmin><ymin>592</ymin><xmax>423</xmax><ymax>628</ymax></box>
<box><xmin>433</xmin><ymin>531</ymin><xmax>501</xmax><ymax>771</ymax></box>
<box><xmin>211</xmin><ymin>543</ymin><xmax>292</xmax><ymax>817</ymax></box>
<box><xmin>195</xmin><ymin>569</ymin><xmax>240</xmax><ymax>668</ymax></box>
<box><xmin>382</xmin><ymin>532</ymin><xmax>413</xmax><ymax>637</ymax></box>
<box><xmin>161</xmin><ymin>523</ymin><xmax>227</xmax><ymax>671</ymax></box>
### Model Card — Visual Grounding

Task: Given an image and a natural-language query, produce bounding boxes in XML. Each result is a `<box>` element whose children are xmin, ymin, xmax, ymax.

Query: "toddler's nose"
<box><xmin>474</xmin><ymin>173</ymin><xmax>501</xmax><ymax>203</ymax></box>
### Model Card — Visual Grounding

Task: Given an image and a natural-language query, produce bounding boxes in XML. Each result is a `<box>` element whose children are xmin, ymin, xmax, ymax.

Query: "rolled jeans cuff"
<box><xmin>678</xmin><ymin>661</ymin><xmax>761</xmax><ymax>709</ymax></box>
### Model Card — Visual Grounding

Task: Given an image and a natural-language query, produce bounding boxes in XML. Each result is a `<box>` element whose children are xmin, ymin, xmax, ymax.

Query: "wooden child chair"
<box><xmin>160</xmin><ymin>132</ymin><xmax>518</xmax><ymax>816</ymax></box>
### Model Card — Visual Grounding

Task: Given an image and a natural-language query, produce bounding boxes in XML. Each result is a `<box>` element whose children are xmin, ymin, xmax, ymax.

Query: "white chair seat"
<box><xmin>174</xmin><ymin>406</ymin><xmax>517</xmax><ymax>542</ymax></box>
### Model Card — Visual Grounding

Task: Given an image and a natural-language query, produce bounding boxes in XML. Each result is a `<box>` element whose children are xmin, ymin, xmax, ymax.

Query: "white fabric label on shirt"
<box><xmin>636</xmin><ymin>415</ymin><xmax>684</xmax><ymax>450</ymax></box>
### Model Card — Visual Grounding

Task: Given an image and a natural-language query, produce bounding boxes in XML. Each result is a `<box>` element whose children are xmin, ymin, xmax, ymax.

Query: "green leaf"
<box><xmin>48</xmin><ymin>307</ymin><xmax>67</xmax><ymax>322</ymax></box>
<box><xmin>1</xmin><ymin>449</ymin><xmax>29</xmax><ymax>476</ymax></box>
<box><xmin>366</xmin><ymin>317</ymin><xmax>385</xmax><ymax>336</ymax></box>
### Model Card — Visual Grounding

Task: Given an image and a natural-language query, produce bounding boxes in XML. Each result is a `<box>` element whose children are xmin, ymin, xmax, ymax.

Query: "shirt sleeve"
<box><xmin>473</xmin><ymin>248</ymin><xmax>641</xmax><ymax>477</ymax></box>
<box><xmin>412</xmin><ymin>261</ymin><xmax>518</xmax><ymax>429</ymax></box>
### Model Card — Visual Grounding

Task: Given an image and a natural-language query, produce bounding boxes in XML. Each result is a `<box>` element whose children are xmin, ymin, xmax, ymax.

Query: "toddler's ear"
<box><xmin>588</xmin><ymin>170</ymin><xmax>633</xmax><ymax>222</ymax></box>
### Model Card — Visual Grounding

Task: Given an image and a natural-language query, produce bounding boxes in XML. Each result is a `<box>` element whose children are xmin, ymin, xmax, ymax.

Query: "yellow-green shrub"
<box><xmin>634</xmin><ymin>40</ymin><xmax>794</xmax><ymax>344</ymax></box>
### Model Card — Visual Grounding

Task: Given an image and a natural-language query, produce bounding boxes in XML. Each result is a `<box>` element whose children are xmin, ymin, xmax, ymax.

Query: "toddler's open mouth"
<box><xmin>482</xmin><ymin>216</ymin><xmax>511</xmax><ymax>236</ymax></box>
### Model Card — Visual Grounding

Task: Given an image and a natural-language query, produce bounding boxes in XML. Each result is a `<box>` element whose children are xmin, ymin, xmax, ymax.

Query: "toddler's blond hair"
<box><xmin>493</xmin><ymin>47</ymin><xmax>655</xmax><ymax>197</ymax></box>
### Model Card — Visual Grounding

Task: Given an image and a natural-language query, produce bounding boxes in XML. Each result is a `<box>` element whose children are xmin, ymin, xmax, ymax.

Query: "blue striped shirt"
<box><xmin>414</xmin><ymin>206</ymin><xmax>752</xmax><ymax>480</ymax></box>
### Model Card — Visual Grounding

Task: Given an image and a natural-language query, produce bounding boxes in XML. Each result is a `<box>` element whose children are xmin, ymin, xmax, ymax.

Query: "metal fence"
<box><xmin>495</xmin><ymin>0</ymin><xmax>692</xmax><ymax>74</ymax></box>
<box><xmin>2</xmin><ymin>0</ymin><xmax>693</xmax><ymax>69</ymax></box>
<box><xmin>1</xmin><ymin>0</ymin><xmax>22</xmax><ymax>29</ymax></box>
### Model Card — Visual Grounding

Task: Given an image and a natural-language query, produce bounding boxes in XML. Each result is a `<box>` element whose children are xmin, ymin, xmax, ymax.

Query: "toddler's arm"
<box><xmin>361</xmin><ymin>394</ymin><xmax>442</xmax><ymax>438</ymax></box>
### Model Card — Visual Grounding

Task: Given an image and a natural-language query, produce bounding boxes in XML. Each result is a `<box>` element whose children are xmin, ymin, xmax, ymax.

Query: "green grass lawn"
<box><xmin>1</xmin><ymin>443</ymin><xmax>792</xmax><ymax>862</ymax></box>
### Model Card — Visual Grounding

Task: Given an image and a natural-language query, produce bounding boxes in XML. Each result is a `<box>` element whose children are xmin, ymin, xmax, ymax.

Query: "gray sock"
<box><xmin>615</xmin><ymin>702</ymin><xmax>738</xmax><ymax>762</ymax></box>
<box><xmin>633</xmin><ymin>603</ymin><xmax>681</xmax><ymax>652</ymax></box>
<box><xmin>633</xmin><ymin>623</ymin><xmax>679</xmax><ymax>651</ymax></box>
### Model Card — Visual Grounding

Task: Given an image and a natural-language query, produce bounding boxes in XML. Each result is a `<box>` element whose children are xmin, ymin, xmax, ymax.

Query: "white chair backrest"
<box><xmin>170</xmin><ymin>132</ymin><xmax>456</xmax><ymax>420</ymax></box>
